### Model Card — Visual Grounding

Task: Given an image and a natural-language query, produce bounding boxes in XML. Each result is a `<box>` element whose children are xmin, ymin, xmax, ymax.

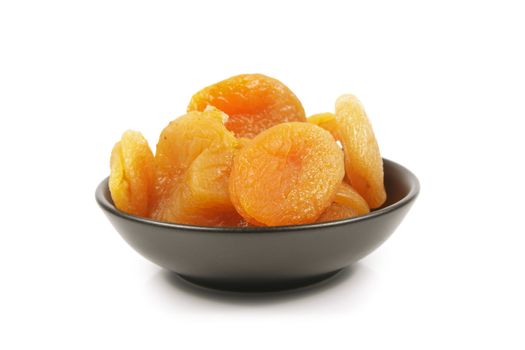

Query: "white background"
<box><xmin>1</xmin><ymin>0</ymin><xmax>524</xmax><ymax>349</ymax></box>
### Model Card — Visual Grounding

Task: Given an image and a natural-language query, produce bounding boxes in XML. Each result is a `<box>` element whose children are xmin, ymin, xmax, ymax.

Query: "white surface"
<box><xmin>1</xmin><ymin>0</ymin><xmax>524</xmax><ymax>349</ymax></box>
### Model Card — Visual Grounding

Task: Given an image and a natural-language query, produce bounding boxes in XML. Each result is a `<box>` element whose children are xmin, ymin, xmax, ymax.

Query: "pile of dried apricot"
<box><xmin>109</xmin><ymin>74</ymin><xmax>386</xmax><ymax>227</ymax></box>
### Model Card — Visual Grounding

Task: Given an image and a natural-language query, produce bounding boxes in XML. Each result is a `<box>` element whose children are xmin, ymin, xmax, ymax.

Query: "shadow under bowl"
<box><xmin>96</xmin><ymin>158</ymin><xmax>419</xmax><ymax>292</ymax></box>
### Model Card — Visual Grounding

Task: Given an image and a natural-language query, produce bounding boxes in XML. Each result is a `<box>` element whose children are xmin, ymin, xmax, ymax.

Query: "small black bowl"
<box><xmin>96</xmin><ymin>158</ymin><xmax>419</xmax><ymax>292</ymax></box>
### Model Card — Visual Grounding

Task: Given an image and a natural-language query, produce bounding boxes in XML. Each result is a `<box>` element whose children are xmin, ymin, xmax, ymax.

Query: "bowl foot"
<box><xmin>177</xmin><ymin>269</ymin><xmax>344</xmax><ymax>292</ymax></box>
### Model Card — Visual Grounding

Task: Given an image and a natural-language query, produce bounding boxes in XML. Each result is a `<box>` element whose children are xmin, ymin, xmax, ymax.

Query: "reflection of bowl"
<box><xmin>96</xmin><ymin>158</ymin><xmax>419</xmax><ymax>292</ymax></box>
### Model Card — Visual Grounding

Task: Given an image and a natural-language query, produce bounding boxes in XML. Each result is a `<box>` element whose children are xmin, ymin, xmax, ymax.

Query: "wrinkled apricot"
<box><xmin>237</xmin><ymin>137</ymin><xmax>252</xmax><ymax>148</ymax></box>
<box><xmin>335</xmin><ymin>95</ymin><xmax>387</xmax><ymax>209</ymax></box>
<box><xmin>172</xmin><ymin>150</ymin><xmax>244</xmax><ymax>226</ymax></box>
<box><xmin>152</xmin><ymin>108</ymin><xmax>241</xmax><ymax>226</ymax></box>
<box><xmin>229</xmin><ymin>122</ymin><xmax>345</xmax><ymax>226</ymax></box>
<box><xmin>333</xmin><ymin>182</ymin><xmax>370</xmax><ymax>215</ymax></box>
<box><xmin>317</xmin><ymin>182</ymin><xmax>370</xmax><ymax>222</ymax></box>
<box><xmin>187</xmin><ymin>74</ymin><xmax>306</xmax><ymax>138</ymax></box>
<box><xmin>307</xmin><ymin>112</ymin><xmax>339</xmax><ymax>137</ymax></box>
<box><xmin>109</xmin><ymin>130</ymin><xmax>155</xmax><ymax>217</ymax></box>
<box><xmin>317</xmin><ymin>203</ymin><xmax>356</xmax><ymax>223</ymax></box>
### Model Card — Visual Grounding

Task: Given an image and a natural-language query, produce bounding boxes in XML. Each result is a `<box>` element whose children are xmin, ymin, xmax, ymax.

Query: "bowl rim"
<box><xmin>96</xmin><ymin>158</ymin><xmax>419</xmax><ymax>234</ymax></box>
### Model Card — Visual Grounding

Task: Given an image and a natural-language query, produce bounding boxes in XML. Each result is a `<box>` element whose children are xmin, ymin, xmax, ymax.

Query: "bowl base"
<box><xmin>177</xmin><ymin>269</ymin><xmax>344</xmax><ymax>292</ymax></box>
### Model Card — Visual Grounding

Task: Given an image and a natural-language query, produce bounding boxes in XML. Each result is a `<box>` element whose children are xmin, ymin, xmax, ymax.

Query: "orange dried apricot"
<box><xmin>307</xmin><ymin>112</ymin><xmax>339</xmax><ymax>137</ymax></box>
<box><xmin>335</xmin><ymin>95</ymin><xmax>386</xmax><ymax>209</ymax></box>
<box><xmin>109</xmin><ymin>130</ymin><xmax>155</xmax><ymax>217</ymax></box>
<box><xmin>187</xmin><ymin>74</ymin><xmax>306</xmax><ymax>138</ymax></box>
<box><xmin>317</xmin><ymin>182</ymin><xmax>370</xmax><ymax>222</ymax></box>
<box><xmin>171</xmin><ymin>150</ymin><xmax>243</xmax><ymax>226</ymax></box>
<box><xmin>317</xmin><ymin>203</ymin><xmax>356</xmax><ymax>223</ymax></box>
<box><xmin>332</xmin><ymin>182</ymin><xmax>370</xmax><ymax>215</ymax></box>
<box><xmin>107</xmin><ymin>76</ymin><xmax>389</xmax><ymax>228</ymax></box>
<box><xmin>237</xmin><ymin>137</ymin><xmax>252</xmax><ymax>148</ymax></box>
<box><xmin>152</xmin><ymin>108</ymin><xmax>240</xmax><ymax>226</ymax></box>
<box><xmin>229</xmin><ymin>122</ymin><xmax>345</xmax><ymax>226</ymax></box>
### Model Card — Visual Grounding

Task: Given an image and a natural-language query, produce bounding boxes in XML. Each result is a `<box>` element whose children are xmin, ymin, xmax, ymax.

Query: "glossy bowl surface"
<box><xmin>96</xmin><ymin>158</ymin><xmax>419</xmax><ymax>291</ymax></box>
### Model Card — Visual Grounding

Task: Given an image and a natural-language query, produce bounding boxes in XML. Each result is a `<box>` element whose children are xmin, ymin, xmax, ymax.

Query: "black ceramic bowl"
<box><xmin>96</xmin><ymin>158</ymin><xmax>419</xmax><ymax>292</ymax></box>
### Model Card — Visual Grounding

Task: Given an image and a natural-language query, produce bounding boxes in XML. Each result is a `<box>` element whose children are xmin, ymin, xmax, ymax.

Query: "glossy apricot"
<box><xmin>307</xmin><ymin>112</ymin><xmax>339</xmax><ymax>137</ymax></box>
<box><xmin>333</xmin><ymin>182</ymin><xmax>370</xmax><ymax>215</ymax></box>
<box><xmin>237</xmin><ymin>137</ymin><xmax>252</xmax><ymax>148</ymax></box>
<box><xmin>152</xmin><ymin>108</ymin><xmax>240</xmax><ymax>226</ymax></box>
<box><xmin>188</xmin><ymin>74</ymin><xmax>306</xmax><ymax>138</ymax></box>
<box><xmin>317</xmin><ymin>182</ymin><xmax>370</xmax><ymax>222</ymax></box>
<box><xmin>335</xmin><ymin>95</ymin><xmax>387</xmax><ymax>208</ymax></box>
<box><xmin>317</xmin><ymin>203</ymin><xmax>357</xmax><ymax>223</ymax></box>
<box><xmin>229</xmin><ymin>122</ymin><xmax>344</xmax><ymax>226</ymax></box>
<box><xmin>109</xmin><ymin>130</ymin><xmax>155</xmax><ymax>217</ymax></box>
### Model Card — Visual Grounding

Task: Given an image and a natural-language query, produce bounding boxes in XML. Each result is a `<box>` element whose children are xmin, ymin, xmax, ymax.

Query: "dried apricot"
<box><xmin>152</xmin><ymin>108</ymin><xmax>240</xmax><ymax>226</ymax></box>
<box><xmin>317</xmin><ymin>182</ymin><xmax>370</xmax><ymax>222</ymax></box>
<box><xmin>237</xmin><ymin>137</ymin><xmax>252</xmax><ymax>148</ymax></box>
<box><xmin>229</xmin><ymin>122</ymin><xmax>345</xmax><ymax>226</ymax></box>
<box><xmin>187</xmin><ymin>74</ymin><xmax>306</xmax><ymax>138</ymax></box>
<box><xmin>332</xmin><ymin>182</ymin><xmax>370</xmax><ymax>215</ymax></box>
<box><xmin>335</xmin><ymin>95</ymin><xmax>386</xmax><ymax>208</ymax></box>
<box><xmin>109</xmin><ymin>130</ymin><xmax>155</xmax><ymax>217</ymax></box>
<box><xmin>307</xmin><ymin>112</ymin><xmax>339</xmax><ymax>137</ymax></box>
<box><xmin>170</xmin><ymin>150</ymin><xmax>243</xmax><ymax>226</ymax></box>
<box><xmin>317</xmin><ymin>203</ymin><xmax>356</xmax><ymax>223</ymax></box>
